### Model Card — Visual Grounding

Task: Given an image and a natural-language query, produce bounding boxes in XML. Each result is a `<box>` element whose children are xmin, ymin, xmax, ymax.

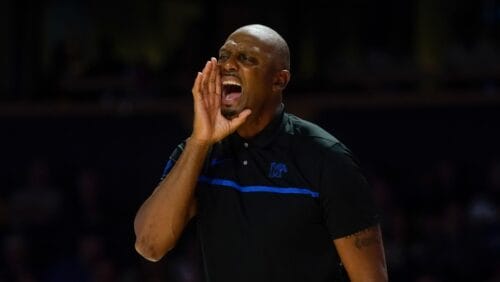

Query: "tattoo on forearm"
<box><xmin>349</xmin><ymin>227</ymin><xmax>381</xmax><ymax>250</ymax></box>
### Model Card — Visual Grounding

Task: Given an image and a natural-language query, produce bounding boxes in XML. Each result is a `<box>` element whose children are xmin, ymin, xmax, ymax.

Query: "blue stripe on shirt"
<box><xmin>198</xmin><ymin>175</ymin><xmax>319</xmax><ymax>198</ymax></box>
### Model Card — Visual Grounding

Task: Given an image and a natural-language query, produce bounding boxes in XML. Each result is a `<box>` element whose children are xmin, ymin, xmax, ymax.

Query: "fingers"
<box><xmin>207</xmin><ymin>58</ymin><xmax>220</xmax><ymax>108</ymax></box>
<box><xmin>200</xmin><ymin>58</ymin><xmax>220</xmax><ymax>95</ymax></box>
<box><xmin>208</xmin><ymin>58</ymin><xmax>217</xmax><ymax>95</ymax></box>
<box><xmin>192</xmin><ymin>72</ymin><xmax>202</xmax><ymax>98</ymax></box>
<box><xmin>193</xmin><ymin>60</ymin><xmax>215</xmax><ymax>112</ymax></box>
<box><xmin>215</xmin><ymin>60</ymin><xmax>221</xmax><ymax>96</ymax></box>
<box><xmin>201</xmin><ymin>60</ymin><xmax>211</xmax><ymax>95</ymax></box>
<box><xmin>197</xmin><ymin>58</ymin><xmax>221</xmax><ymax>110</ymax></box>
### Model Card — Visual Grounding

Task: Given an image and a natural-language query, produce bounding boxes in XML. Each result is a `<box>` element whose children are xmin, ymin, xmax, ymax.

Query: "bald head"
<box><xmin>229</xmin><ymin>24</ymin><xmax>290</xmax><ymax>71</ymax></box>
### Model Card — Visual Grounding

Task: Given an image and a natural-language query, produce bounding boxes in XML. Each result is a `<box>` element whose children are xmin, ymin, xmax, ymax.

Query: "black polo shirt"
<box><xmin>161</xmin><ymin>106</ymin><xmax>379</xmax><ymax>282</ymax></box>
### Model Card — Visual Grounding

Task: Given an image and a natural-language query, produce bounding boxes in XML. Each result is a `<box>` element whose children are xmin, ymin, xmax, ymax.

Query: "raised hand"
<box><xmin>191</xmin><ymin>57</ymin><xmax>251</xmax><ymax>145</ymax></box>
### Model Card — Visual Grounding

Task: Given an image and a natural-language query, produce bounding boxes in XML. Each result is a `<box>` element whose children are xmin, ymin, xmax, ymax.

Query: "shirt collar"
<box><xmin>231</xmin><ymin>103</ymin><xmax>286</xmax><ymax>148</ymax></box>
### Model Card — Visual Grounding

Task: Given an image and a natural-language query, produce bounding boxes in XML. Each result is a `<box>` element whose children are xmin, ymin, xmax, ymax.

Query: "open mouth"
<box><xmin>222</xmin><ymin>81</ymin><xmax>242</xmax><ymax>103</ymax></box>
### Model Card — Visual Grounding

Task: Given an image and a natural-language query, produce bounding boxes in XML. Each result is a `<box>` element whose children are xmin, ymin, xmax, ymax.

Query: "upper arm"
<box><xmin>333</xmin><ymin>224</ymin><xmax>388</xmax><ymax>282</ymax></box>
<box><xmin>319</xmin><ymin>143</ymin><xmax>380</xmax><ymax>239</ymax></box>
<box><xmin>314</xmin><ymin>142</ymin><xmax>386</xmax><ymax>280</ymax></box>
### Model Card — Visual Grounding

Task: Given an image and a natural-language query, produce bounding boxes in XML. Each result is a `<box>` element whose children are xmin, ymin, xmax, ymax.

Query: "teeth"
<box><xmin>222</xmin><ymin>81</ymin><xmax>241</xmax><ymax>86</ymax></box>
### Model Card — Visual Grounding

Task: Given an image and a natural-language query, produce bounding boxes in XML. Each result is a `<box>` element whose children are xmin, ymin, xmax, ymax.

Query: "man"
<box><xmin>134</xmin><ymin>24</ymin><xmax>388</xmax><ymax>281</ymax></box>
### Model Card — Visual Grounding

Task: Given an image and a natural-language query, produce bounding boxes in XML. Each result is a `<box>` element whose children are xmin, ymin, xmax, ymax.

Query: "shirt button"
<box><xmin>244</xmin><ymin>142</ymin><xmax>249</xmax><ymax>148</ymax></box>
<box><xmin>243</xmin><ymin>160</ymin><xmax>248</xmax><ymax>166</ymax></box>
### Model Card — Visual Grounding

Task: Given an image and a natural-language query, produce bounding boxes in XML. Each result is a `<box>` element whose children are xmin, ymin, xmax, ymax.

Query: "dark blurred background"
<box><xmin>1</xmin><ymin>0</ymin><xmax>500</xmax><ymax>281</ymax></box>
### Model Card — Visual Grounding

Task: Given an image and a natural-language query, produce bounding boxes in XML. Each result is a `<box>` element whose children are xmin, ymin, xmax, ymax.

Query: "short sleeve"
<box><xmin>319</xmin><ymin>143</ymin><xmax>379</xmax><ymax>239</ymax></box>
<box><xmin>160</xmin><ymin>141</ymin><xmax>186</xmax><ymax>180</ymax></box>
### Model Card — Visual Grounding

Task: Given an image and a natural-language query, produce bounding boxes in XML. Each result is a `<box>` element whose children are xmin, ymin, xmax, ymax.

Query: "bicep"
<box><xmin>333</xmin><ymin>224</ymin><xmax>388</xmax><ymax>282</ymax></box>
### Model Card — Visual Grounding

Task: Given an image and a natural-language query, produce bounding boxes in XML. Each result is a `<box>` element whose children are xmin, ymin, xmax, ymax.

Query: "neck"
<box><xmin>236</xmin><ymin>102</ymin><xmax>282</xmax><ymax>139</ymax></box>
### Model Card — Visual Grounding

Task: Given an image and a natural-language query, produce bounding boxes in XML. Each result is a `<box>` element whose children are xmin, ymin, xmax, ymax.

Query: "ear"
<box><xmin>272</xmin><ymin>70</ymin><xmax>291</xmax><ymax>92</ymax></box>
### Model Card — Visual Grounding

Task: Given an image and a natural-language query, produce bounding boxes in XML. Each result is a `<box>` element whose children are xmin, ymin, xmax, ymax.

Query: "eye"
<box><xmin>219</xmin><ymin>53</ymin><xmax>229</xmax><ymax>61</ymax></box>
<box><xmin>239</xmin><ymin>53</ymin><xmax>256</xmax><ymax>64</ymax></box>
<box><xmin>239</xmin><ymin>54</ymin><xmax>249</xmax><ymax>61</ymax></box>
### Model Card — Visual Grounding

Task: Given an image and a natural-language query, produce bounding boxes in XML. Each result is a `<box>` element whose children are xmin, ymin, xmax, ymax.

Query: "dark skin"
<box><xmin>134</xmin><ymin>24</ymin><xmax>387</xmax><ymax>281</ymax></box>
<box><xmin>335</xmin><ymin>226</ymin><xmax>388</xmax><ymax>281</ymax></box>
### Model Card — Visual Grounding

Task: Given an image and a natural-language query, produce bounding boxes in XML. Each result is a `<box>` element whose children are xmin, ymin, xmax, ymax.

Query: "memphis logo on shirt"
<box><xmin>268</xmin><ymin>162</ymin><xmax>288</xmax><ymax>178</ymax></box>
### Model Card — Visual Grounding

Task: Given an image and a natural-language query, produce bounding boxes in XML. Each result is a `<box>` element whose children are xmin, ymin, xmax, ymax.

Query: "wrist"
<box><xmin>186</xmin><ymin>136</ymin><xmax>212</xmax><ymax>150</ymax></box>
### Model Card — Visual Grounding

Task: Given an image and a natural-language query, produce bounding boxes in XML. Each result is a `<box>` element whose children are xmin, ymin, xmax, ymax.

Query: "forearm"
<box><xmin>134</xmin><ymin>57</ymin><xmax>250</xmax><ymax>261</ymax></box>
<box><xmin>134</xmin><ymin>138</ymin><xmax>210</xmax><ymax>261</ymax></box>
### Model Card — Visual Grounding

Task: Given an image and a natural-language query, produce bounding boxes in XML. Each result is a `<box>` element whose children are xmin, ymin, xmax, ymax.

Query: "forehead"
<box><xmin>219</xmin><ymin>32</ymin><xmax>273</xmax><ymax>54</ymax></box>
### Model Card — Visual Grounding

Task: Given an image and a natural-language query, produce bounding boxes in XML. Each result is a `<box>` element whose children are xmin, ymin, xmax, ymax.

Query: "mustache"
<box><xmin>221</xmin><ymin>71</ymin><xmax>239</xmax><ymax>79</ymax></box>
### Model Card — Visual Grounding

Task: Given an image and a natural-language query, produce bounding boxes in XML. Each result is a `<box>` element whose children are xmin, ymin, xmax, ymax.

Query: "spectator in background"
<box><xmin>0</xmin><ymin>234</ymin><xmax>38</xmax><ymax>282</ymax></box>
<box><xmin>4</xmin><ymin>158</ymin><xmax>63</xmax><ymax>279</ymax></box>
<box><xmin>72</xmin><ymin>168</ymin><xmax>104</xmax><ymax>230</ymax></box>
<box><xmin>8</xmin><ymin>158</ymin><xmax>62</xmax><ymax>231</ymax></box>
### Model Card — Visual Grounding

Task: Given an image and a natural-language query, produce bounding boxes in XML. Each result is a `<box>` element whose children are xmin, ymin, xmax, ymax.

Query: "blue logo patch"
<box><xmin>269</xmin><ymin>162</ymin><xmax>288</xmax><ymax>178</ymax></box>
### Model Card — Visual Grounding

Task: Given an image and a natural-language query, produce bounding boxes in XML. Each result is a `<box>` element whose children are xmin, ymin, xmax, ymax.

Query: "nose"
<box><xmin>221</xmin><ymin>56</ymin><xmax>237</xmax><ymax>73</ymax></box>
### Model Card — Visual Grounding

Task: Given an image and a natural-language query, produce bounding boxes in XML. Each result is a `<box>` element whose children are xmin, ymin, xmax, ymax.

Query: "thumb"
<box><xmin>227</xmin><ymin>109</ymin><xmax>252</xmax><ymax>132</ymax></box>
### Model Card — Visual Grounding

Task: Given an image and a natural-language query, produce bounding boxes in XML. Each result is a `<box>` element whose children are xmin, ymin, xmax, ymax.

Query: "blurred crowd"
<box><xmin>0</xmin><ymin>131</ymin><xmax>499</xmax><ymax>282</ymax></box>
<box><xmin>372</xmin><ymin>159</ymin><xmax>500</xmax><ymax>281</ymax></box>
<box><xmin>3</xmin><ymin>0</ymin><xmax>500</xmax><ymax>101</ymax></box>
<box><xmin>0</xmin><ymin>158</ymin><xmax>499</xmax><ymax>282</ymax></box>
<box><xmin>1</xmin><ymin>1</ymin><xmax>500</xmax><ymax>282</ymax></box>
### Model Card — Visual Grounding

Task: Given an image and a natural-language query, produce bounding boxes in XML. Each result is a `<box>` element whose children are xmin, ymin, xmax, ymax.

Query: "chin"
<box><xmin>222</xmin><ymin>103</ymin><xmax>248</xmax><ymax>120</ymax></box>
<box><xmin>221</xmin><ymin>108</ymin><xmax>239</xmax><ymax>120</ymax></box>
